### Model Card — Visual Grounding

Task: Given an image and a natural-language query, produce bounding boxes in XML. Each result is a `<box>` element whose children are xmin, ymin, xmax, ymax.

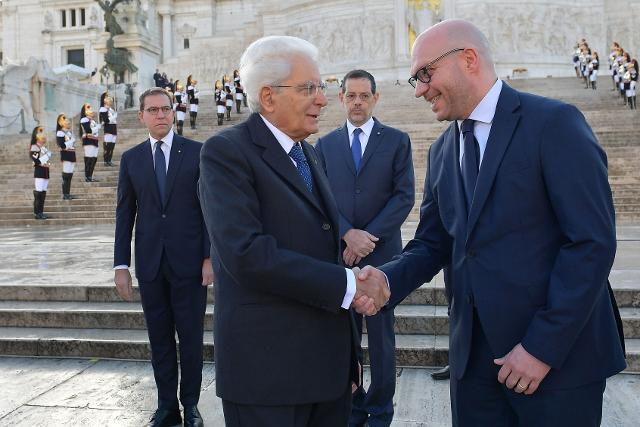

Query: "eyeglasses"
<box><xmin>408</xmin><ymin>48</ymin><xmax>465</xmax><ymax>88</ymax></box>
<box><xmin>344</xmin><ymin>93</ymin><xmax>372</xmax><ymax>102</ymax></box>
<box><xmin>144</xmin><ymin>106</ymin><xmax>173</xmax><ymax>115</ymax></box>
<box><xmin>271</xmin><ymin>82</ymin><xmax>327</xmax><ymax>97</ymax></box>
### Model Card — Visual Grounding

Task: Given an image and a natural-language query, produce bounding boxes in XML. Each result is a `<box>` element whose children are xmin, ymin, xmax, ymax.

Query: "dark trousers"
<box><xmin>222</xmin><ymin>382</ymin><xmax>352</xmax><ymax>427</ymax></box>
<box><xmin>350</xmin><ymin>308</ymin><xmax>396</xmax><ymax>427</ymax></box>
<box><xmin>451</xmin><ymin>311</ymin><xmax>606</xmax><ymax>427</ymax></box>
<box><xmin>138</xmin><ymin>252</ymin><xmax>207</xmax><ymax>410</ymax></box>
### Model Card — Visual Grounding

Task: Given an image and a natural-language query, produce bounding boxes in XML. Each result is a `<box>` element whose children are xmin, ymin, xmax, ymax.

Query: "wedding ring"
<box><xmin>517</xmin><ymin>382</ymin><xmax>527</xmax><ymax>390</ymax></box>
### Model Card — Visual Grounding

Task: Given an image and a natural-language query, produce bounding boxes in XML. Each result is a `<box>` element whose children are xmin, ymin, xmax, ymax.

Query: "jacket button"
<box><xmin>161</xmin><ymin>214</ymin><xmax>166</xmax><ymax>218</ymax></box>
<box><xmin>355</xmin><ymin>189</ymin><xmax>361</xmax><ymax>194</ymax></box>
<box><xmin>322</xmin><ymin>223</ymin><xmax>331</xmax><ymax>231</ymax></box>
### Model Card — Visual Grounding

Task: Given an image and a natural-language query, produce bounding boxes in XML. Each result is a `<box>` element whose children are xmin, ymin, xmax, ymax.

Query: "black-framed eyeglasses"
<box><xmin>408</xmin><ymin>48</ymin><xmax>465</xmax><ymax>88</ymax></box>
<box><xmin>271</xmin><ymin>82</ymin><xmax>327</xmax><ymax>97</ymax></box>
<box><xmin>144</xmin><ymin>106</ymin><xmax>173</xmax><ymax>115</ymax></box>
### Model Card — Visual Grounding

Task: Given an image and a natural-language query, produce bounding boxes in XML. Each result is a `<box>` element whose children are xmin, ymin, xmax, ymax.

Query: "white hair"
<box><xmin>239</xmin><ymin>35</ymin><xmax>319</xmax><ymax>113</ymax></box>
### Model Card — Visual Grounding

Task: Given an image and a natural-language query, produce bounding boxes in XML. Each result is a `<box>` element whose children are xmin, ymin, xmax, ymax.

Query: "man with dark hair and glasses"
<box><xmin>315</xmin><ymin>69</ymin><xmax>414</xmax><ymax>427</ymax></box>
<box><xmin>355</xmin><ymin>19</ymin><xmax>625</xmax><ymax>426</ymax></box>
<box><xmin>199</xmin><ymin>36</ymin><xmax>389</xmax><ymax>426</ymax></box>
<box><xmin>114</xmin><ymin>87</ymin><xmax>213</xmax><ymax>427</ymax></box>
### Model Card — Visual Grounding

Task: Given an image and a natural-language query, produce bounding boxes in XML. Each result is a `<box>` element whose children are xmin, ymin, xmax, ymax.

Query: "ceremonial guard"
<box><xmin>99</xmin><ymin>92</ymin><xmax>118</xmax><ymax>167</ymax></box>
<box><xmin>187</xmin><ymin>74</ymin><xmax>200</xmax><ymax>130</ymax></box>
<box><xmin>624</xmin><ymin>59</ymin><xmax>638</xmax><ymax>109</ymax></box>
<box><xmin>30</xmin><ymin>126</ymin><xmax>52</xmax><ymax>219</ymax></box>
<box><xmin>56</xmin><ymin>113</ymin><xmax>77</xmax><ymax>200</ymax></box>
<box><xmin>234</xmin><ymin>82</ymin><xmax>243</xmax><ymax>114</ymax></box>
<box><xmin>590</xmin><ymin>52</ymin><xmax>599</xmax><ymax>90</ymax></box>
<box><xmin>214</xmin><ymin>80</ymin><xmax>225</xmax><ymax>126</ymax></box>
<box><xmin>224</xmin><ymin>86</ymin><xmax>233</xmax><ymax>121</ymax></box>
<box><xmin>80</xmin><ymin>103</ymin><xmax>101</xmax><ymax>182</ymax></box>
<box><xmin>173</xmin><ymin>80</ymin><xmax>188</xmax><ymax>135</ymax></box>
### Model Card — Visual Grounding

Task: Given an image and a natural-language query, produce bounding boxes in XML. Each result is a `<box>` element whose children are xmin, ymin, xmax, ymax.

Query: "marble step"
<box><xmin>0</xmin><ymin>301</ymin><xmax>638</xmax><ymax>339</ymax></box>
<box><xmin>0</xmin><ymin>326</ymin><xmax>637</xmax><ymax>372</ymax></box>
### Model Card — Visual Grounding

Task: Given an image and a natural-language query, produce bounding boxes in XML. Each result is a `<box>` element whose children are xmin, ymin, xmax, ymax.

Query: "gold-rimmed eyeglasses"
<box><xmin>271</xmin><ymin>82</ymin><xmax>328</xmax><ymax>97</ymax></box>
<box><xmin>408</xmin><ymin>48</ymin><xmax>465</xmax><ymax>88</ymax></box>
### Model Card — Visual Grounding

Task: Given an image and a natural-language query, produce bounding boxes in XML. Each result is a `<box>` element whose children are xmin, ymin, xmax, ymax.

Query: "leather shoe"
<box><xmin>431</xmin><ymin>365</ymin><xmax>450</xmax><ymax>381</ymax></box>
<box><xmin>148</xmin><ymin>408</ymin><xmax>182</xmax><ymax>427</ymax></box>
<box><xmin>183</xmin><ymin>405</ymin><xmax>204</xmax><ymax>427</ymax></box>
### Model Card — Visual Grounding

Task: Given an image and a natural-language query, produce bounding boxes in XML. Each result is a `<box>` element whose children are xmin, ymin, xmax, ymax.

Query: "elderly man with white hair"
<box><xmin>198</xmin><ymin>35</ymin><xmax>390</xmax><ymax>426</ymax></box>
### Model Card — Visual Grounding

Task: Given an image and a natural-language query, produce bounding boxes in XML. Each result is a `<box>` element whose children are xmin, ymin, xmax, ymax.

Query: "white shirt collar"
<box><xmin>457</xmin><ymin>79</ymin><xmax>503</xmax><ymax>130</ymax></box>
<box><xmin>346</xmin><ymin>117</ymin><xmax>375</xmax><ymax>138</ymax></box>
<box><xmin>259</xmin><ymin>114</ymin><xmax>297</xmax><ymax>154</ymax></box>
<box><xmin>149</xmin><ymin>128</ymin><xmax>174</xmax><ymax>150</ymax></box>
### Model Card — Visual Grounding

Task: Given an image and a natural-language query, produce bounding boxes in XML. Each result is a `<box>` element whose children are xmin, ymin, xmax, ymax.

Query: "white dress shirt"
<box><xmin>457</xmin><ymin>79</ymin><xmax>503</xmax><ymax>168</ymax></box>
<box><xmin>346</xmin><ymin>116</ymin><xmax>375</xmax><ymax>155</ymax></box>
<box><xmin>260</xmin><ymin>114</ymin><xmax>356</xmax><ymax>309</ymax></box>
<box><xmin>149</xmin><ymin>128</ymin><xmax>174</xmax><ymax>172</ymax></box>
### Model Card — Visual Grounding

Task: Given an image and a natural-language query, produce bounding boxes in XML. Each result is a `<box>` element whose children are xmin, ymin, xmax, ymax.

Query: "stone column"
<box><xmin>160</xmin><ymin>12</ymin><xmax>173</xmax><ymax>61</ymax></box>
<box><xmin>394</xmin><ymin>0</ymin><xmax>409</xmax><ymax>62</ymax></box>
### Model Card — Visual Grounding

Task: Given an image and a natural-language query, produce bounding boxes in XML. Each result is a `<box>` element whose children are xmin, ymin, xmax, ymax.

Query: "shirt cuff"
<box><xmin>341</xmin><ymin>268</ymin><xmax>356</xmax><ymax>309</ymax></box>
<box><xmin>114</xmin><ymin>265</ymin><xmax>129</xmax><ymax>270</ymax></box>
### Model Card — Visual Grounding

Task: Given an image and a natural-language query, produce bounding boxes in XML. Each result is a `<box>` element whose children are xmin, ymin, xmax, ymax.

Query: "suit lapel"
<box><xmin>164</xmin><ymin>136</ymin><xmax>185</xmax><ymax>206</ymax></box>
<box><xmin>338</xmin><ymin>125</ymin><xmax>357</xmax><ymax>176</ymax></box>
<box><xmin>141</xmin><ymin>140</ymin><xmax>162</xmax><ymax>207</ymax></box>
<box><xmin>466</xmin><ymin>84</ymin><xmax>521</xmax><ymax>242</ymax></box>
<box><xmin>359</xmin><ymin>119</ymin><xmax>384</xmax><ymax>171</ymax></box>
<box><xmin>303</xmin><ymin>141</ymin><xmax>338</xmax><ymax>227</ymax></box>
<box><xmin>247</xmin><ymin>114</ymin><xmax>326</xmax><ymax>216</ymax></box>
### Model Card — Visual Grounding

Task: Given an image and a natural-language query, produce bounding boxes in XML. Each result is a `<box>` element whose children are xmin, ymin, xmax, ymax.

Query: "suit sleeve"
<box><xmin>199</xmin><ymin>133</ymin><xmax>347</xmax><ymax>312</ymax></box>
<box><xmin>520</xmin><ymin>104</ymin><xmax>617</xmax><ymax>369</ymax></box>
<box><xmin>315</xmin><ymin>137</ymin><xmax>355</xmax><ymax>238</ymax></box>
<box><xmin>364</xmin><ymin>132</ymin><xmax>415</xmax><ymax>241</ymax></box>
<box><xmin>381</xmin><ymin>144</ymin><xmax>452</xmax><ymax>307</ymax></box>
<box><xmin>113</xmin><ymin>151</ymin><xmax>137</xmax><ymax>267</ymax></box>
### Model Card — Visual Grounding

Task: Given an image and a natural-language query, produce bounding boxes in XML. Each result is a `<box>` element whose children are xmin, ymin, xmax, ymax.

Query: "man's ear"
<box><xmin>259</xmin><ymin>86</ymin><xmax>275</xmax><ymax>113</ymax></box>
<box><xmin>138</xmin><ymin>111</ymin><xmax>144</xmax><ymax>123</ymax></box>
<box><xmin>463</xmin><ymin>48</ymin><xmax>480</xmax><ymax>72</ymax></box>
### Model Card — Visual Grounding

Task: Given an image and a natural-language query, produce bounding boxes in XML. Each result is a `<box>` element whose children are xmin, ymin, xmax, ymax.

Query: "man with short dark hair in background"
<box><xmin>114</xmin><ymin>87</ymin><xmax>212</xmax><ymax>427</ymax></box>
<box><xmin>315</xmin><ymin>69</ymin><xmax>414</xmax><ymax>427</ymax></box>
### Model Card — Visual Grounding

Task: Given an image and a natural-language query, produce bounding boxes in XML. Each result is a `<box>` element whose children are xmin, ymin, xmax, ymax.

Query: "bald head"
<box><xmin>414</xmin><ymin>19</ymin><xmax>494</xmax><ymax>72</ymax></box>
<box><xmin>410</xmin><ymin>19</ymin><xmax>498</xmax><ymax>121</ymax></box>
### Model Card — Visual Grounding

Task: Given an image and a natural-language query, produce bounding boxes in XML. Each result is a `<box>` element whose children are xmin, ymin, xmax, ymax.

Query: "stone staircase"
<box><xmin>0</xmin><ymin>77</ymin><xmax>639</xmax><ymax>372</ymax></box>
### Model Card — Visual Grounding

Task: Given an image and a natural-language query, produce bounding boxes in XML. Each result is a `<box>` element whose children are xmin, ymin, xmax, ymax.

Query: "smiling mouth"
<box><xmin>429</xmin><ymin>95</ymin><xmax>441</xmax><ymax>105</ymax></box>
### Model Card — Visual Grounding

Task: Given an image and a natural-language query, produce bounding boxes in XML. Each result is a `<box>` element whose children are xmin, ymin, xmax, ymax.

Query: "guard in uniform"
<box><xmin>187</xmin><ymin>75</ymin><xmax>200</xmax><ymax>130</ymax></box>
<box><xmin>99</xmin><ymin>92</ymin><xmax>118</xmax><ymax>167</ymax></box>
<box><xmin>30</xmin><ymin>126</ymin><xmax>52</xmax><ymax>220</ymax></box>
<box><xmin>80</xmin><ymin>103</ymin><xmax>101</xmax><ymax>182</ymax></box>
<box><xmin>234</xmin><ymin>82</ymin><xmax>243</xmax><ymax>114</ymax></box>
<box><xmin>215</xmin><ymin>80</ymin><xmax>225</xmax><ymax>126</ymax></box>
<box><xmin>174</xmin><ymin>80</ymin><xmax>188</xmax><ymax>135</ymax></box>
<box><xmin>56</xmin><ymin>113</ymin><xmax>77</xmax><ymax>200</ymax></box>
<box><xmin>224</xmin><ymin>86</ymin><xmax>233</xmax><ymax>121</ymax></box>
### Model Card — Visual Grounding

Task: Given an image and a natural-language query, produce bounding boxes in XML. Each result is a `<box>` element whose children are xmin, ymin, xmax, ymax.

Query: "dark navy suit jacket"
<box><xmin>114</xmin><ymin>134</ymin><xmax>209</xmax><ymax>281</ymax></box>
<box><xmin>198</xmin><ymin>113</ymin><xmax>359</xmax><ymax>405</ymax></box>
<box><xmin>381</xmin><ymin>83</ymin><xmax>626</xmax><ymax>390</ymax></box>
<box><xmin>315</xmin><ymin>118</ymin><xmax>415</xmax><ymax>267</ymax></box>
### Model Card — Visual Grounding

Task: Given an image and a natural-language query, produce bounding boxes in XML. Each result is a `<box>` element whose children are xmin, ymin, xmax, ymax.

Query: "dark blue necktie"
<box><xmin>460</xmin><ymin>119</ymin><xmax>479</xmax><ymax>211</ymax></box>
<box><xmin>351</xmin><ymin>128</ymin><xmax>363</xmax><ymax>172</ymax></box>
<box><xmin>289</xmin><ymin>143</ymin><xmax>314</xmax><ymax>193</ymax></box>
<box><xmin>154</xmin><ymin>140</ymin><xmax>167</xmax><ymax>203</ymax></box>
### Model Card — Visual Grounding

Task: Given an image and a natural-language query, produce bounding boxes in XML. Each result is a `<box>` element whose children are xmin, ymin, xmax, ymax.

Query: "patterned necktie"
<box><xmin>460</xmin><ymin>119</ymin><xmax>479</xmax><ymax>211</ymax></box>
<box><xmin>351</xmin><ymin>128</ymin><xmax>363</xmax><ymax>172</ymax></box>
<box><xmin>288</xmin><ymin>143</ymin><xmax>314</xmax><ymax>193</ymax></box>
<box><xmin>154</xmin><ymin>140</ymin><xmax>167</xmax><ymax>203</ymax></box>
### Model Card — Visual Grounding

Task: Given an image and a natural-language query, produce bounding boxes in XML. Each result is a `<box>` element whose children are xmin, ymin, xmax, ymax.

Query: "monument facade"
<box><xmin>1</xmin><ymin>0</ymin><xmax>639</xmax><ymax>97</ymax></box>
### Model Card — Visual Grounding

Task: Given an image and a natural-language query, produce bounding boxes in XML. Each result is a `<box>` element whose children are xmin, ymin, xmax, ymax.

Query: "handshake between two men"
<box><xmin>351</xmin><ymin>266</ymin><xmax>390</xmax><ymax>316</ymax></box>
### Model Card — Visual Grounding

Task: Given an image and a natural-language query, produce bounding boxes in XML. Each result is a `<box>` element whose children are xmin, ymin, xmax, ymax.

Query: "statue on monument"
<box><xmin>95</xmin><ymin>0</ymin><xmax>138</xmax><ymax>81</ymax></box>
